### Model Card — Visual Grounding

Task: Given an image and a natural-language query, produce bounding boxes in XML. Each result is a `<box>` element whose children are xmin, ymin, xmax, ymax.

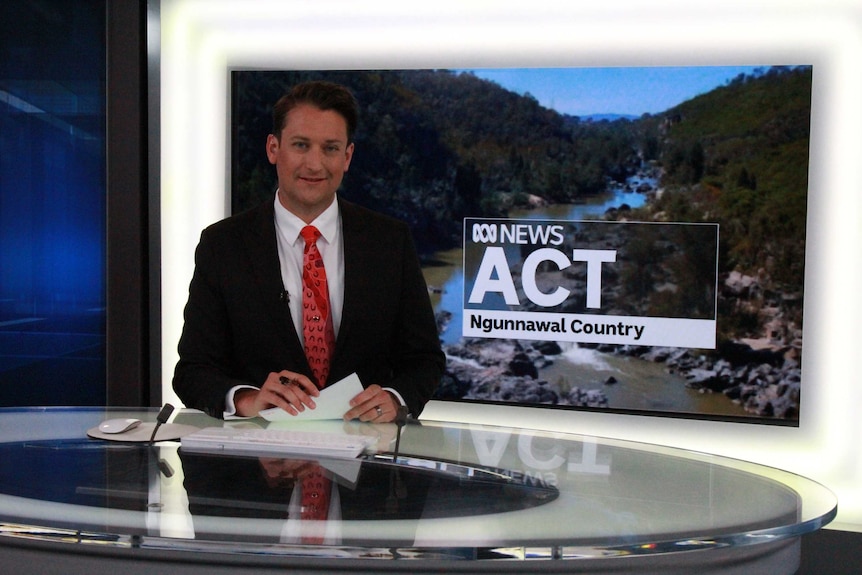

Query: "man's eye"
<box><xmin>292</xmin><ymin>142</ymin><xmax>309</xmax><ymax>150</ymax></box>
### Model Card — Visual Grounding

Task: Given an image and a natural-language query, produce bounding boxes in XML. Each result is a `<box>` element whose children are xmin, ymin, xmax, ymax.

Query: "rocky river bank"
<box><xmin>435</xmin><ymin>330</ymin><xmax>800</xmax><ymax>419</ymax></box>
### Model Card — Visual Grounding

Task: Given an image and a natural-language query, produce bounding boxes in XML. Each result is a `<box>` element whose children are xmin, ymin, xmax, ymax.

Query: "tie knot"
<box><xmin>300</xmin><ymin>225</ymin><xmax>321</xmax><ymax>244</ymax></box>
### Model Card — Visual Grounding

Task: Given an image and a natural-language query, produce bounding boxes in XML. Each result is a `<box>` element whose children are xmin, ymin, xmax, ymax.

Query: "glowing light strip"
<box><xmin>160</xmin><ymin>0</ymin><xmax>862</xmax><ymax>528</ymax></box>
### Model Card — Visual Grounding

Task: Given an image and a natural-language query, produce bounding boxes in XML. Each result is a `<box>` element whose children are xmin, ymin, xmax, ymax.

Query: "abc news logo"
<box><xmin>472</xmin><ymin>222</ymin><xmax>498</xmax><ymax>243</ymax></box>
<box><xmin>471</xmin><ymin>222</ymin><xmax>565</xmax><ymax>246</ymax></box>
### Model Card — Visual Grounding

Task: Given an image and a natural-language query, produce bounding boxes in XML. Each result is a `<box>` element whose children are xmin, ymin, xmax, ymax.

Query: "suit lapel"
<box><xmin>239</xmin><ymin>202</ymin><xmax>305</xmax><ymax>357</ymax></box>
<box><xmin>335</xmin><ymin>200</ymin><xmax>370</xmax><ymax>371</ymax></box>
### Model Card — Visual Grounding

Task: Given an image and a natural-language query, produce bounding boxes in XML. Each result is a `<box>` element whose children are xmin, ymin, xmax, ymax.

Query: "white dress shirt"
<box><xmin>273</xmin><ymin>194</ymin><xmax>344</xmax><ymax>340</ymax></box>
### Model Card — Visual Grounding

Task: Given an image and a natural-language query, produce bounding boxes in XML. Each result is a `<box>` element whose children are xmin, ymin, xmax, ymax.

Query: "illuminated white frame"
<box><xmin>159</xmin><ymin>0</ymin><xmax>862</xmax><ymax>529</ymax></box>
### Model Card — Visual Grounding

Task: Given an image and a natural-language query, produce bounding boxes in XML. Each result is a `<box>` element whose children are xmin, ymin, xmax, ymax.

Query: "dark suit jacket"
<box><xmin>172</xmin><ymin>197</ymin><xmax>445</xmax><ymax>418</ymax></box>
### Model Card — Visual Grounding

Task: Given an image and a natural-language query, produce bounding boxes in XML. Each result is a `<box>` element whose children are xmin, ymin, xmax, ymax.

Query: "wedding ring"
<box><xmin>279</xmin><ymin>376</ymin><xmax>294</xmax><ymax>387</ymax></box>
<box><xmin>375</xmin><ymin>406</ymin><xmax>383</xmax><ymax>417</ymax></box>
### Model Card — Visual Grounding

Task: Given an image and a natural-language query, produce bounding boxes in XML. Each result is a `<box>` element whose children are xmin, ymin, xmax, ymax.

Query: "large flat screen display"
<box><xmin>231</xmin><ymin>67</ymin><xmax>811</xmax><ymax>425</ymax></box>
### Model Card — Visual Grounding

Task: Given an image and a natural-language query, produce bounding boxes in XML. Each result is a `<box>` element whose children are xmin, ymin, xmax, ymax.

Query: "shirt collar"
<box><xmin>273</xmin><ymin>193</ymin><xmax>340</xmax><ymax>246</ymax></box>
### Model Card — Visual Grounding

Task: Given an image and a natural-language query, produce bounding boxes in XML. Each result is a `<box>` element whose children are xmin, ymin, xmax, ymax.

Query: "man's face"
<box><xmin>266</xmin><ymin>104</ymin><xmax>354</xmax><ymax>222</ymax></box>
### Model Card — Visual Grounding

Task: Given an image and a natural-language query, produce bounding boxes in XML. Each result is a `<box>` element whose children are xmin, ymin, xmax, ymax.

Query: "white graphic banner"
<box><xmin>463</xmin><ymin>218</ymin><xmax>719</xmax><ymax>349</ymax></box>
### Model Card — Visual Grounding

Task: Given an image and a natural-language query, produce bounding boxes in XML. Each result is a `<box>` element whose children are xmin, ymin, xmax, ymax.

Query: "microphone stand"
<box><xmin>392</xmin><ymin>405</ymin><xmax>409</xmax><ymax>462</ymax></box>
<box><xmin>386</xmin><ymin>406</ymin><xmax>410</xmax><ymax>513</ymax></box>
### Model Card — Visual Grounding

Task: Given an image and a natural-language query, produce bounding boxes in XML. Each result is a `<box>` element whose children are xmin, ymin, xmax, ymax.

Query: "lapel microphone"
<box><xmin>280</xmin><ymin>290</ymin><xmax>290</xmax><ymax>303</ymax></box>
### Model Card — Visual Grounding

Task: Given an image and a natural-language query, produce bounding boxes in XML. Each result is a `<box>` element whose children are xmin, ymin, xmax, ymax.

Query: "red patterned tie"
<box><xmin>300</xmin><ymin>468</ymin><xmax>331</xmax><ymax>544</ymax></box>
<box><xmin>300</xmin><ymin>225</ymin><xmax>335</xmax><ymax>388</ymax></box>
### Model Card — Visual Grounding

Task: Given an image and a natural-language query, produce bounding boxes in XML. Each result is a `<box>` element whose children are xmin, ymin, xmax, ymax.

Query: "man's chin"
<box><xmin>280</xmin><ymin>190</ymin><xmax>338</xmax><ymax>217</ymax></box>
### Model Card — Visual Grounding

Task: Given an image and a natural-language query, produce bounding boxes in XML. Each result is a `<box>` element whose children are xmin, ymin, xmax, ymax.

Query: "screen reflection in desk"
<box><xmin>179</xmin><ymin>448</ymin><xmax>558</xmax><ymax>546</ymax></box>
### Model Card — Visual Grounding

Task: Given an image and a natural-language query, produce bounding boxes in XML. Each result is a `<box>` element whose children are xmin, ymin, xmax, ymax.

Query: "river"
<box><xmin>422</xmin><ymin>182</ymin><xmax>749</xmax><ymax>418</ymax></box>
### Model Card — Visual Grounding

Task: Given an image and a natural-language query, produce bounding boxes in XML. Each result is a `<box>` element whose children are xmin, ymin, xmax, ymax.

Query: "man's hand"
<box><xmin>344</xmin><ymin>384</ymin><xmax>400</xmax><ymax>423</ymax></box>
<box><xmin>235</xmin><ymin>371</ymin><xmax>320</xmax><ymax>417</ymax></box>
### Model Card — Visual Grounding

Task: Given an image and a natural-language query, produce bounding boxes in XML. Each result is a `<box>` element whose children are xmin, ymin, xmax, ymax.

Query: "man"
<box><xmin>173</xmin><ymin>81</ymin><xmax>445</xmax><ymax>422</ymax></box>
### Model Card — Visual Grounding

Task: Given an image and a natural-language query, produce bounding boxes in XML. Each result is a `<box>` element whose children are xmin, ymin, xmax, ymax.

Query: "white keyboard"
<box><xmin>181</xmin><ymin>427</ymin><xmax>375</xmax><ymax>459</ymax></box>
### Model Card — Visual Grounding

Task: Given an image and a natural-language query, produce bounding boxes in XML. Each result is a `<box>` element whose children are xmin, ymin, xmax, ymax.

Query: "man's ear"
<box><xmin>265</xmin><ymin>134</ymin><xmax>279</xmax><ymax>165</ymax></box>
<box><xmin>343</xmin><ymin>142</ymin><xmax>355</xmax><ymax>172</ymax></box>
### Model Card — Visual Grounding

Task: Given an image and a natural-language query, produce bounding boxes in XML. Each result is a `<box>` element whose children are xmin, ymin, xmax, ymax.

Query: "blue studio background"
<box><xmin>0</xmin><ymin>0</ymin><xmax>107</xmax><ymax>406</ymax></box>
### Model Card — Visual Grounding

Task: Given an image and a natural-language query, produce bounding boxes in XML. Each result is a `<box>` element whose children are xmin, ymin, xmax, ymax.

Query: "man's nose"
<box><xmin>304</xmin><ymin>146</ymin><xmax>325</xmax><ymax>170</ymax></box>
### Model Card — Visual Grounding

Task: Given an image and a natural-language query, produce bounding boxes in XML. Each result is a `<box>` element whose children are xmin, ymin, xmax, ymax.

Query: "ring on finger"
<box><xmin>375</xmin><ymin>406</ymin><xmax>383</xmax><ymax>417</ymax></box>
<box><xmin>279</xmin><ymin>376</ymin><xmax>295</xmax><ymax>387</ymax></box>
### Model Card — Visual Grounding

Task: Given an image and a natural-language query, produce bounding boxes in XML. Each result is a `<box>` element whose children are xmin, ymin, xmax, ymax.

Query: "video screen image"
<box><xmin>231</xmin><ymin>67</ymin><xmax>811</xmax><ymax>425</ymax></box>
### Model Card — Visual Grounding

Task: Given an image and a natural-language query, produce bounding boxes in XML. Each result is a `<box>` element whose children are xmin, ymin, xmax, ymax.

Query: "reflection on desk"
<box><xmin>0</xmin><ymin>407</ymin><xmax>837</xmax><ymax>575</ymax></box>
<box><xmin>181</xmin><ymin>449</ymin><xmax>557</xmax><ymax>545</ymax></box>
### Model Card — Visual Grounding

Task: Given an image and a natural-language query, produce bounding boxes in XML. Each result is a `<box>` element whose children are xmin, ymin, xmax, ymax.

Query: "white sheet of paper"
<box><xmin>259</xmin><ymin>373</ymin><xmax>363</xmax><ymax>421</ymax></box>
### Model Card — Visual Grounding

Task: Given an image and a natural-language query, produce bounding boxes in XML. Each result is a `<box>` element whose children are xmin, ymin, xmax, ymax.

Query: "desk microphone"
<box><xmin>393</xmin><ymin>405</ymin><xmax>409</xmax><ymax>460</ymax></box>
<box><xmin>148</xmin><ymin>403</ymin><xmax>175</xmax><ymax>443</ymax></box>
<box><xmin>148</xmin><ymin>403</ymin><xmax>176</xmax><ymax>478</ymax></box>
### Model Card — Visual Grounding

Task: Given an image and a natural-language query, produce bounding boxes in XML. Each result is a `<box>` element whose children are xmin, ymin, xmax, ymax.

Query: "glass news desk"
<box><xmin>0</xmin><ymin>407</ymin><xmax>836</xmax><ymax>574</ymax></box>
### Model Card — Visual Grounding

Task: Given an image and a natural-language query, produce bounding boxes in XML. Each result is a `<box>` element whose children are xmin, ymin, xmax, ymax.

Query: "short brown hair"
<box><xmin>271</xmin><ymin>81</ymin><xmax>359</xmax><ymax>143</ymax></box>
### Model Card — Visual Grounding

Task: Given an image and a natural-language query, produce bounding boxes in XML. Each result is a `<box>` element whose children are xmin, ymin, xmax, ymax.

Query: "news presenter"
<box><xmin>173</xmin><ymin>81</ymin><xmax>445</xmax><ymax>423</ymax></box>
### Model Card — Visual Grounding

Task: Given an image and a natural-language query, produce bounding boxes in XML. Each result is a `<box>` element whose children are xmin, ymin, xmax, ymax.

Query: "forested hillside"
<box><xmin>633</xmin><ymin>66</ymin><xmax>811</xmax><ymax>341</ymax></box>
<box><xmin>232</xmin><ymin>69</ymin><xmax>642</xmax><ymax>253</ymax></box>
<box><xmin>641</xmin><ymin>66</ymin><xmax>811</xmax><ymax>289</ymax></box>
<box><xmin>232</xmin><ymin>66</ymin><xmax>811</xmax><ymax>299</ymax></box>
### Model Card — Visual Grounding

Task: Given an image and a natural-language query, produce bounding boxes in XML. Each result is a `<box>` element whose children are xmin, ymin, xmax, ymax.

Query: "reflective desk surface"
<box><xmin>0</xmin><ymin>407</ymin><xmax>836</xmax><ymax>574</ymax></box>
